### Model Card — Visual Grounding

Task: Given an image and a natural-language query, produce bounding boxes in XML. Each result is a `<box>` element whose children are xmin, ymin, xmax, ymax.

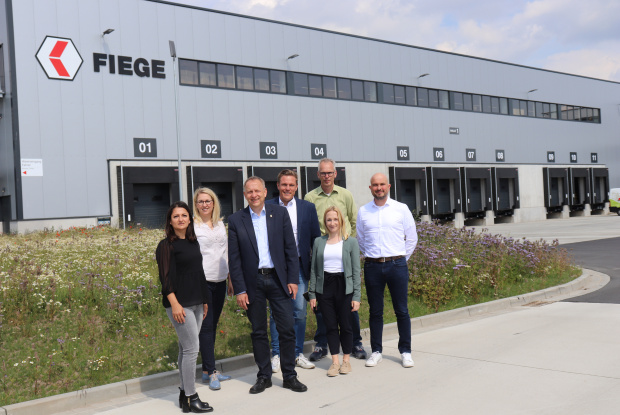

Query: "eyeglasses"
<box><xmin>197</xmin><ymin>200</ymin><xmax>213</xmax><ymax>205</ymax></box>
<box><xmin>319</xmin><ymin>171</ymin><xmax>335</xmax><ymax>177</ymax></box>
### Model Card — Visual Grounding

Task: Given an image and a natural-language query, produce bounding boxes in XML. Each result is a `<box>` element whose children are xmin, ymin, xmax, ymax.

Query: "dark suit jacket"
<box><xmin>228</xmin><ymin>204</ymin><xmax>300</xmax><ymax>302</ymax></box>
<box><xmin>266</xmin><ymin>197</ymin><xmax>321</xmax><ymax>279</ymax></box>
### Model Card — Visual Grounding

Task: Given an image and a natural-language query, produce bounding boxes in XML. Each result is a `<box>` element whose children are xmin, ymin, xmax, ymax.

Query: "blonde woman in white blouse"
<box><xmin>193</xmin><ymin>187</ymin><xmax>233</xmax><ymax>390</ymax></box>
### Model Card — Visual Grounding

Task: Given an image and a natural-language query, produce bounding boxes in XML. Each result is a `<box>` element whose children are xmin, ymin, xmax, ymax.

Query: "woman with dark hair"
<box><xmin>193</xmin><ymin>187</ymin><xmax>233</xmax><ymax>390</ymax></box>
<box><xmin>155</xmin><ymin>201</ymin><xmax>214</xmax><ymax>413</ymax></box>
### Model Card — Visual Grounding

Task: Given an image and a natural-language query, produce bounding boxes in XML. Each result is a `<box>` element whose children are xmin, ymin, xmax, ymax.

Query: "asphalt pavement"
<box><xmin>4</xmin><ymin>215</ymin><xmax>620</xmax><ymax>415</ymax></box>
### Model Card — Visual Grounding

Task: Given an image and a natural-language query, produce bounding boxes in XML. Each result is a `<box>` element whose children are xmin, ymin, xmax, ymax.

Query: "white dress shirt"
<box><xmin>356</xmin><ymin>197</ymin><xmax>418</xmax><ymax>260</ymax></box>
<box><xmin>279</xmin><ymin>197</ymin><xmax>300</xmax><ymax>256</ymax></box>
<box><xmin>251</xmin><ymin>206</ymin><xmax>275</xmax><ymax>269</ymax></box>
<box><xmin>194</xmin><ymin>221</ymin><xmax>229</xmax><ymax>282</ymax></box>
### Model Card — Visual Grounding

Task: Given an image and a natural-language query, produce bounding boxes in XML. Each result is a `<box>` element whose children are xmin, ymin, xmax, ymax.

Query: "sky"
<box><xmin>169</xmin><ymin>0</ymin><xmax>620</xmax><ymax>82</ymax></box>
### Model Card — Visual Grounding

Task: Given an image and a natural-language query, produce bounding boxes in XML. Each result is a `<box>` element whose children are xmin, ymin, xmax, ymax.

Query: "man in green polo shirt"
<box><xmin>304</xmin><ymin>158</ymin><xmax>367</xmax><ymax>361</ymax></box>
<box><xmin>304</xmin><ymin>158</ymin><xmax>356</xmax><ymax>236</ymax></box>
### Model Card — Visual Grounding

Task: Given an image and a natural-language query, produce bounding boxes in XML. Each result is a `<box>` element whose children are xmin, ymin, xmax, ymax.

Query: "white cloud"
<box><xmin>544</xmin><ymin>46</ymin><xmax>620</xmax><ymax>82</ymax></box>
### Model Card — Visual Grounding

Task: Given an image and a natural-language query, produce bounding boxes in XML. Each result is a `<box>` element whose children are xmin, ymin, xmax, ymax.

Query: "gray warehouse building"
<box><xmin>1</xmin><ymin>0</ymin><xmax>619</xmax><ymax>233</ymax></box>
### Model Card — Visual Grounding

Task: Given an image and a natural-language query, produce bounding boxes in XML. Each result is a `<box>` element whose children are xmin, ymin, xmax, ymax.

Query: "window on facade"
<box><xmin>428</xmin><ymin>89</ymin><xmax>439</xmax><ymax>108</ymax></box>
<box><xmin>500</xmin><ymin>98</ymin><xmax>508</xmax><ymax>114</ymax></box>
<box><xmin>293</xmin><ymin>73</ymin><xmax>309</xmax><ymax>95</ymax></box>
<box><xmin>217</xmin><ymin>64</ymin><xmax>235</xmax><ymax>89</ymax></box>
<box><xmin>254</xmin><ymin>69</ymin><xmax>270</xmax><ymax>91</ymax></box>
<box><xmin>573</xmin><ymin>107</ymin><xmax>581</xmax><ymax>121</ymax></box>
<box><xmin>198</xmin><ymin>62</ymin><xmax>216</xmax><ymax>86</ymax></box>
<box><xmin>323</xmin><ymin>77</ymin><xmax>337</xmax><ymax>98</ymax></box>
<box><xmin>364</xmin><ymin>81</ymin><xmax>377</xmax><ymax>102</ymax></box>
<box><xmin>351</xmin><ymin>80</ymin><xmax>364</xmax><ymax>101</ymax></box>
<box><xmin>394</xmin><ymin>85</ymin><xmax>406</xmax><ymax>104</ymax></box>
<box><xmin>549</xmin><ymin>104</ymin><xmax>558</xmax><ymax>119</ymax></box>
<box><xmin>439</xmin><ymin>90</ymin><xmax>449</xmax><ymax>109</ymax></box>
<box><xmin>527</xmin><ymin>101</ymin><xmax>535</xmax><ymax>117</ymax></box>
<box><xmin>482</xmin><ymin>95</ymin><xmax>491</xmax><ymax>113</ymax></box>
<box><xmin>463</xmin><ymin>94</ymin><xmax>473</xmax><ymax>111</ymax></box>
<box><xmin>382</xmin><ymin>83</ymin><xmax>395</xmax><ymax>104</ymax></box>
<box><xmin>593</xmin><ymin>108</ymin><xmax>600</xmax><ymax>123</ymax></box>
<box><xmin>586</xmin><ymin>108</ymin><xmax>593</xmax><ymax>121</ymax></box>
<box><xmin>406</xmin><ymin>86</ymin><xmax>417</xmax><ymax>106</ymax></box>
<box><xmin>518</xmin><ymin>100</ymin><xmax>527</xmax><ymax>116</ymax></box>
<box><xmin>0</xmin><ymin>44</ymin><xmax>4</xmax><ymax>93</ymax></box>
<box><xmin>451</xmin><ymin>92</ymin><xmax>463</xmax><ymax>110</ymax></box>
<box><xmin>338</xmin><ymin>78</ymin><xmax>351</xmax><ymax>99</ymax></box>
<box><xmin>236</xmin><ymin>66</ymin><xmax>254</xmax><ymax>90</ymax></box>
<box><xmin>418</xmin><ymin>88</ymin><xmax>429</xmax><ymax>107</ymax></box>
<box><xmin>180</xmin><ymin>59</ymin><xmax>198</xmax><ymax>85</ymax></box>
<box><xmin>270</xmin><ymin>70</ymin><xmax>286</xmax><ymax>93</ymax></box>
<box><xmin>491</xmin><ymin>97</ymin><xmax>500</xmax><ymax>113</ymax></box>
<box><xmin>509</xmin><ymin>99</ymin><xmax>520</xmax><ymax>116</ymax></box>
<box><xmin>472</xmin><ymin>94</ymin><xmax>482</xmax><ymax>112</ymax></box>
<box><xmin>535</xmin><ymin>102</ymin><xmax>543</xmax><ymax>118</ymax></box>
<box><xmin>309</xmin><ymin>75</ymin><xmax>322</xmax><ymax>96</ymax></box>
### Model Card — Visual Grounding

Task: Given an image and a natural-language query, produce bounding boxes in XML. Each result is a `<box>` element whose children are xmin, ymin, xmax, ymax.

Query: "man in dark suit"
<box><xmin>266</xmin><ymin>170</ymin><xmax>321</xmax><ymax>372</ymax></box>
<box><xmin>228</xmin><ymin>176</ymin><xmax>308</xmax><ymax>394</ymax></box>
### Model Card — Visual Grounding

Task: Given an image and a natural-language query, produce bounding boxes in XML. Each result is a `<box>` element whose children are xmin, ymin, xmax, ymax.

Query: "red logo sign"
<box><xmin>36</xmin><ymin>36</ymin><xmax>83</xmax><ymax>80</ymax></box>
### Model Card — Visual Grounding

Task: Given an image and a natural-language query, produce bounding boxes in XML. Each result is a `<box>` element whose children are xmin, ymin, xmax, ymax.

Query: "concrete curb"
<box><xmin>1</xmin><ymin>269</ymin><xmax>605</xmax><ymax>415</ymax></box>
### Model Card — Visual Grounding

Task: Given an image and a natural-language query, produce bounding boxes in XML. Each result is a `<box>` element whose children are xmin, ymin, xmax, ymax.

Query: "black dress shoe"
<box><xmin>181</xmin><ymin>393</ymin><xmax>213</xmax><ymax>413</ymax></box>
<box><xmin>353</xmin><ymin>345</ymin><xmax>367</xmax><ymax>360</ymax></box>
<box><xmin>178</xmin><ymin>387</ymin><xmax>185</xmax><ymax>408</ymax></box>
<box><xmin>283</xmin><ymin>376</ymin><xmax>308</xmax><ymax>392</ymax></box>
<box><xmin>249</xmin><ymin>377</ymin><xmax>272</xmax><ymax>394</ymax></box>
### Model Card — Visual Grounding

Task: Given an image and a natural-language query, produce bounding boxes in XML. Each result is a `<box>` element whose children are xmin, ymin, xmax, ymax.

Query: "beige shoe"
<box><xmin>327</xmin><ymin>363</ymin><xmax>340</xmax><ymax>377</ymax></box>
<box><xmin>339</xmin><ymin>361</ymin><xmax>352</xmax><ymax>374</ymax></box>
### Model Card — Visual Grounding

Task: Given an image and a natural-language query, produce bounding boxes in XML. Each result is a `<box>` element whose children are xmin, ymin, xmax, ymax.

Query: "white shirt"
<box><xmin>279</xmin><ymin>197</ymin><xmax>300</xmax><ymax>256</ymax></box>
<box><xmin>356</xmin><ymin>197</ymin><xmax>418</xmax><ymax>260</ymax></box>
<box><xmin>323</xmin><ymin>240</ymin><xmax>344</xmax><ymax>273</ymax></box>
<box><xmin>194</xmin><ymin>221</ymin><xmax>229</xmax><ymax>282</ymax></box>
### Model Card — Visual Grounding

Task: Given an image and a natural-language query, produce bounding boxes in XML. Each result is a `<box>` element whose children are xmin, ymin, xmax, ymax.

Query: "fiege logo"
<box><xmin>36</xmin><ymin>36</ymin><xmax>83</xmax><ymax>80</ymax></box>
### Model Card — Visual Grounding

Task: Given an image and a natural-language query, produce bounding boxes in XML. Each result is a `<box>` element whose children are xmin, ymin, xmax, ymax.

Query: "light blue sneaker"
<box><xmin>202</xmin><ymin>370</ymin><xmax>231</xmax><ymax>390</ymax></box>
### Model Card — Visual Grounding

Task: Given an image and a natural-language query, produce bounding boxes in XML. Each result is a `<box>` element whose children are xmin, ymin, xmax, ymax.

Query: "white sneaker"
<box><xmin>271</xmin><ymin>355</ymin><xmax>280</xmax><ymax>373</ymax></box>
<box><xmin>296</xmin><ymin>353</ymin><xmax>316</xmax><ymax>369</ymax></box>
<box><xmin>365</xmin><ymin>352</ymin><xmax>383</xmax><ymax>367</ymax></box>
<box><xmin>401</xmin><ymin>352</ymin><xmax>414</xmax><ymax>368</ymax></box>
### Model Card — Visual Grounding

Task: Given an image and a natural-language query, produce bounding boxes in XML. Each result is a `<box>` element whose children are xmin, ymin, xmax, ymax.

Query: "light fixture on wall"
<box><xmin>527</xmin><ymin>88</ymin><xmax>538</xmax><ymax>99</ymax></box>
<box><xmin>287</xmin><ymin>54</ymin><xmax>299</xmax><ymax>60</ymax></box>
<box><xmin>418</xmin><ymin>73</ymin><xmax>430</xmax><ymax>79</ymax></box>
<box><xmin>102</xmin><ymin>28</ymin><xmax>115</xmax><ymax>37</ymax></box>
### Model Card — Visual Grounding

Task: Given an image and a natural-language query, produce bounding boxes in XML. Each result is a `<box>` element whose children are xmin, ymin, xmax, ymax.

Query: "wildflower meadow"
<box><xmin>0</xmin><ymin>223</ymin><xmax>578</xmax><ymax>405</ymax></box>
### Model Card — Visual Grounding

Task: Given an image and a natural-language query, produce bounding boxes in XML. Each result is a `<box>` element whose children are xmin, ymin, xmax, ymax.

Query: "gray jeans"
<box><xmin>166</xmin><ymin>304</ymin><xmax>203</xmax><ymax>396</ymax></box>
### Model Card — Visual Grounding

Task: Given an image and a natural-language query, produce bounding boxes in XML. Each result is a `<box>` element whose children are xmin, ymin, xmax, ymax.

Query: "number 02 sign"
<box><xmin>201</xmin><ymin>140</ymin><xmax>221</xmax><ymax>158</ymax></box>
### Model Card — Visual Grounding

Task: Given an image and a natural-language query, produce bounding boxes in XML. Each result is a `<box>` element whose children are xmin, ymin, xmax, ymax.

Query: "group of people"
<box><xmin>155</xmin><ymin>158</ymin><xmax>418</xmax><ymax>412</ymax></box>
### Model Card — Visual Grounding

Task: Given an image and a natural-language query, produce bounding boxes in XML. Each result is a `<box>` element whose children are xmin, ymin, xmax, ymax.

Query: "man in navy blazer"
<box><xmin>266</xmin><ymin>169</ymin><xmax>321</xmax><ymax>372</ymax></box>
<box><xmin>228</xmin><ymin>176</ymin><xmax>308</xmax><ymax>394</ymax></box>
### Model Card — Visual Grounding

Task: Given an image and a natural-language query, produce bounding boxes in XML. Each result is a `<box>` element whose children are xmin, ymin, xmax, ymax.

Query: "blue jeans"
<box><xmin>247</xmin><ymin>272</ymin><xmax>297</xmax><ymax>380</ymax></box>
<box><xmin>364</xmin><ymin>257</ymin><xmax>411</xmax><ymax>354</ymax></box>
<box><xmin>199</xmin><ymin>280</ymin><xmax>227</xmax><ymax>374</ymax></box>
<box><xmin>270</xmin><ymin>269</ymin><xmax>307</xmax><ymax>356</ymax></box>
<box><xmin>314</xmin><ymin>306</ymin><xmax>363</xmax><ymax>349</ymax></box>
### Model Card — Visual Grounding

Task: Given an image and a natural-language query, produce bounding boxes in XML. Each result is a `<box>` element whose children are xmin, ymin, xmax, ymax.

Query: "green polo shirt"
<box><xmin>304</xmin><ymin>184</ymin><xmax>357</xmax><ymax>236</ymax></box>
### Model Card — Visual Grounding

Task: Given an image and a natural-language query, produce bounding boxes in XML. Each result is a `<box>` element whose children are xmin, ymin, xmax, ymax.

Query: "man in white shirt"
<box><xmin>356</xmin><ymin>173</ymin><xmax>418</xmax><ymax>368</ymax></box>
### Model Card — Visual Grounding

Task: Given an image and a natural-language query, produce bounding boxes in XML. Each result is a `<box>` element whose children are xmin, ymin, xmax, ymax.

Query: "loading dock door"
<box><xmin>590</xmin><ymin>168</ymin><xmax>609</xmax><ymax>206</ymax></box>
<box><xmin>460</xmin><ymin>167</ymin><xmax>492</xmax><ymax>214</ymax></box>
<box><xmin>429</xmin><ymin>167</ymin><xmax>462</xmax><ymax>216</ymax></box>
<box><xmin>301</xmin><ymin>167</ymin><xmax>347</xmax><ymax>197</ymax></box>
<box><xmin>542</xmin><ymin>168</ymin><xmax>569</xmax><ymax>209</ymax></box>
<box><xmin>133</xmin><ymin>184</ymin><xmax>171</xmax><ymax>228</ymax></box>
<box><xmin>569</xmin><ymin>168</ymin><xmax>590</xmax><ymax>206</ymax></box>
<box><xmin>491</xmin><ymin>168</ymin><xmax>520</xmax><ymax>212</ymax></box>
<box><xmin>249</xmin><ymin>166</ymin><xmax>297</xmax><ymax>200</ymax></box>
<box><xmin>191</xmin><ymin>166</ymin><xmax>244</xmax><ymax>221</ymax></box>
<box><xmin>120</xmin><ymin>166</ymin><xmax>179</xmax><ymax>229</ymax></box>
<box><xmin>389</xmin><ymin>167</ymin><xmax>429</xmax><ymax>215</ymax></box>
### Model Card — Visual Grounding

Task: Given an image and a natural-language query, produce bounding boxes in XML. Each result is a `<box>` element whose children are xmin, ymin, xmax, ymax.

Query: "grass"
<box><xmin>0</xmin><ymin>223</ymin><xmax>579</xmax><ymax>406</ymax></box>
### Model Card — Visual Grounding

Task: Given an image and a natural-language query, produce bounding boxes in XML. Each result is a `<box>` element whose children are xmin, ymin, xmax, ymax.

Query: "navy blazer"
<box><xmin>228</xmin><ymin>204</ymin><xmax>300</xmax><ymax>302</ymax></box>
<box><xmin>266</xmin><ymin>197</ymin><xmax>321</xmax><ymax>279</ymax></box>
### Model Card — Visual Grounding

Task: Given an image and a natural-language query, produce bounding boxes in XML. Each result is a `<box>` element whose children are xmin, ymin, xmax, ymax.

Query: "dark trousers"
<box><xmin>314</xmin><ymin>309</ymin><xmax>362</xmax><ymax>348</ymax></box>
<box><xmin>317</xmin><ymin>272</ymin><xmax>353</xmax><ymax>356</ymax></box>
<box><xmin>199</xmin><ymin>280</ymin><xmax>227</xmax><ymax>374</ymax></box>
<box><xmin>364</xmin><ymin>257</ymin><xmax>411</xmax><ymax>354</ymax></box>
<box><xmin>246</xmin><ymin>272</ymin><xmax>297</xmax><ymax>380</ymax></box>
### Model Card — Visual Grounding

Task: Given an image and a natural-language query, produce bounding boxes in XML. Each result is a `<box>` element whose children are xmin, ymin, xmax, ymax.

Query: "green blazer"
<box><xmin>308</xmin><ymin>235</ymin><xmax>361</xmax><ymax>303</ymax></box>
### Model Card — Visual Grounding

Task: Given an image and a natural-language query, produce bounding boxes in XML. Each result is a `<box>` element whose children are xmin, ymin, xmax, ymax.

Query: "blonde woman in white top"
<box><xmin>193</xmin><ymin>187</ymin><xmax>233</xmax><ymax>390</ymax></box>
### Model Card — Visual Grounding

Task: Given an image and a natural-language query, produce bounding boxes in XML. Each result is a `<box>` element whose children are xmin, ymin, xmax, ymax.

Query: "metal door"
<box><xmin>133</xmin><ymin>183</ymin><xmax>170</xmax><ymax>228</ymax></box>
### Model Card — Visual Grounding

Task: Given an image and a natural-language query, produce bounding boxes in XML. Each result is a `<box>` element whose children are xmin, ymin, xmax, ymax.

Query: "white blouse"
<box><xmin>194</xmin><ymin>221</ymin><xmax>229</xmax><ymax>282</ymax></box>
<box><xmin>323</xmin><ymin>240</ymin><xmax>344</xmax><ymax>273</ymax></box>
